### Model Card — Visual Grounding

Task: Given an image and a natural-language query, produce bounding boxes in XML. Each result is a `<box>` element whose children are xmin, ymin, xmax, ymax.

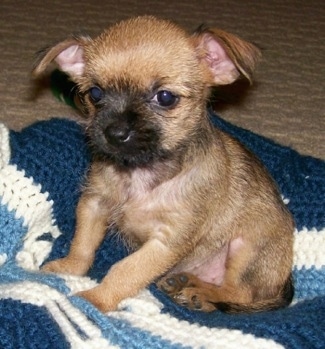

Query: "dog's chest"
<box><xmin>117</xmin><ymin>168</ymin><xmax>183</xmax><ymax>243</ymax></box>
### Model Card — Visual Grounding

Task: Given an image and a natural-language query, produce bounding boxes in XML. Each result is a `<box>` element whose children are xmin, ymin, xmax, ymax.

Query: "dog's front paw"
<box><xmin>77</xmin><ymin>287</ymin><xmax>117</xmax><ymax>313</ymax></box>
<box><xmin>42</xmin><ymin>257</ymin><xmax>87</xmax><ymax>276</ymax></box>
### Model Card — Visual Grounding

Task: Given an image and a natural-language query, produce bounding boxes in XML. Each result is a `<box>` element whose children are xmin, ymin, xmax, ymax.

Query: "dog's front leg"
<box><xmin>42</xmin><ymin>193</ymin><xmax>110</xmax><ymax>276</ymax></box>
<box><xmin>78</xmin><ymin>238</ymin><xmax>178</xmax><ymax>312</ymax></box>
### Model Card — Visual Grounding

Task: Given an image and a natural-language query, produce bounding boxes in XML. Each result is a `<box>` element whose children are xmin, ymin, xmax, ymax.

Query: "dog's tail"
<box><xmin>215</xmin><ymin>275</ymin><xmax>294</xmax><ymax>314</ymax></box>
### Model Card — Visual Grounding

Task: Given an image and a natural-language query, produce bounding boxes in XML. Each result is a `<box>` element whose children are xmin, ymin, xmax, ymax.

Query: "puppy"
<box><xmin>33</xmin><ymin>16</ymin><xmax>294</xmax><ymax>313</ymax></box>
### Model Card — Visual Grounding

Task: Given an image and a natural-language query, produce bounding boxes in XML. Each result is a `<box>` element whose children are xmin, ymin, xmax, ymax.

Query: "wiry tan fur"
<box><xmin>33</xmin><ymin>16</ymin><xmax>294</xmax><ymax>313</ymax></box>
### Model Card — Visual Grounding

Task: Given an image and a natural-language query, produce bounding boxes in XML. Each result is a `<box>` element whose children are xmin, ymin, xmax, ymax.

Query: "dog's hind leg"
<box><xmin>158</xmin><ymin>240</ymin><xmax>293</xmax><ymax>313</ymax></box>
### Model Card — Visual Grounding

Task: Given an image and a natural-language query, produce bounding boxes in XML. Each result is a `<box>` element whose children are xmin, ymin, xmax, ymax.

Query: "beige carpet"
<box><xmin>0</xmin><ymin>0</ymin><xmax>324</xmax><ymax>158</ymax></box>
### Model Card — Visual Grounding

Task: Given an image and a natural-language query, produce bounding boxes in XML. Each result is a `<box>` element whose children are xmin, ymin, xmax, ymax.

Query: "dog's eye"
<box><xmin>154</xmin><ymin>90</ymin><xmax>178</xmax><ymax>108</ymax></box>
<box><xmin>88</xmin><ymin>86</ymin><xmax>104</xmax><ymax>103</ymax></box>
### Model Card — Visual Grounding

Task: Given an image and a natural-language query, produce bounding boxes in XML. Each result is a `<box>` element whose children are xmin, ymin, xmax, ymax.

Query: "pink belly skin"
<box><xmin>176</xmin><ymin>237</ymin><xmax>244</xmax><ymax>285</ymax></box>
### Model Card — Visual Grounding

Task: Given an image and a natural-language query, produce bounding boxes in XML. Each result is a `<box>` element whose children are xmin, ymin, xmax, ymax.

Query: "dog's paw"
<box><xmin>173</xmin><ymin>288</ymin><xmax>217</xmax><ymax>312</ymax></box>
<box><xmin>157</xmin><ymin>273</ymin><xmax>194</xmax><ymax>294</ymax></box>
<box><xmin>77</xmin><ymin>287</ymin><xmax>117</xmax><ymax>313</ymax></box>
<box><xmin>42</xmin><ymin>258</ymin><xmax>70</xmax><ymax>273</ymax></box>
<box><xmin>42</xmin><ymin>257</ymin><xmax>86</xmax><ymax>276</ymax></box>
<box><xmin>158</xmin><ymin>273</ymin><xmax>218</xmax><ymax>312</ymax></box>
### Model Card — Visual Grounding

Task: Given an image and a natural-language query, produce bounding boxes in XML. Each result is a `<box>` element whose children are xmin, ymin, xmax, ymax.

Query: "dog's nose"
<box><xmin>104</xmin><ymin>124</ymin><xmax>131</xmax><ymax>145</ymax></box>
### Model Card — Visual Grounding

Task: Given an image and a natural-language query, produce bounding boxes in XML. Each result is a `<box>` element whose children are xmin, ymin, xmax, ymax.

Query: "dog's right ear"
<box><xmin>32</xmin><ymin>36</ymin><xmax>91</xmax><ymax>79</ymax></box>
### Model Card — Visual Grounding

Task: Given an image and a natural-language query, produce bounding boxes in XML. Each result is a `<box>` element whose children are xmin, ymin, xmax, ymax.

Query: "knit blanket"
<box><xmin>0</xmin><ymin>113</ymin><xmax>324</xmax><ymax>349</ymax></box>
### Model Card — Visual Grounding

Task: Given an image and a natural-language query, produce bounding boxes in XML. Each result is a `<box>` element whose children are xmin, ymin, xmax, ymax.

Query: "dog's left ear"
<box><xmin>192</xmin><ymin>26</ymin><xmax>261</xmax><ymax>85</ymax></box>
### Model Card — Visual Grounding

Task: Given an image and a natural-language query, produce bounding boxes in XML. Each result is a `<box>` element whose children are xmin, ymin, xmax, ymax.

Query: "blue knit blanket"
<box><xmin>0</xmin><ymin>113</ymin><xmax>324</xmax><ymax>349</ymax></box>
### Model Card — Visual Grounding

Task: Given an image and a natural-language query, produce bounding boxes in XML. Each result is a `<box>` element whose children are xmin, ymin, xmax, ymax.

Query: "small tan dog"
<box><xmin>33</xmin><ymin>16</ymin><xmax>294</xmax><ymax>313</ymax></box>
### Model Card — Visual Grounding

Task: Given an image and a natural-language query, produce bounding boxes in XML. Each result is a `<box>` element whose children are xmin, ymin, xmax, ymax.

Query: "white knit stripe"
<box><xmin>0</xmin><ymin>255</ymin><xmax>7</xmax><ymax>266</ymax></box>
<box><xmin>112</xmin><ymin>290</ymin><xmax>284</xmax><ymax>349</ymax></box>
<box><xmin>0</xmin><ymin>281</ymin><xmax>116</xmax><ymax>349</ymax></box>
<box><xmin>294</xmin><ymin>227</ymin><xmax>325</xmax><ymax>269</ymax></box>
<box><xmin>0</xmin><ymin>124</ymin><xmax>10</xmax><ymax>168</ymax></box>
<box><xmin>62</xmin><ymin>274</ymin><xmax>99</xmax><ymax>294</ymax></box>
<box><xmin>0</xmin><ymin>163</ymin><xmax>61</xmax><ymax>270</ymax></box>
<box><xmin>0</xmin><ymin>125</ymin><xmax>60</xmax><ymax>269</ymax></box>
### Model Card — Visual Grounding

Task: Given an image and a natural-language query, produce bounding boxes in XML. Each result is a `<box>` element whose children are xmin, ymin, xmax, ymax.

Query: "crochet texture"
<box><xmin>0</xmin><ymin>112</ymin><xmax>324</xmax><ymax>349</ymax></box>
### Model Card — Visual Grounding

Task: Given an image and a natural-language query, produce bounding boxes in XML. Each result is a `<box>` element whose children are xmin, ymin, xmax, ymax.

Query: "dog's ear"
<box><xmin>192</xmin><ymin>26</ymin><xmax>261</xmax><ymax>85</ymax></box>
<box><xmin>32</xmin><ymin>35</ymin><xmax>91</xmax><ymax>79</ymax></box>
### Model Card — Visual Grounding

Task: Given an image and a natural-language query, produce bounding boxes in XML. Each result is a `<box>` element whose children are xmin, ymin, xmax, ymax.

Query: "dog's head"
<box><xmin>34</xmin><ymin>16</ymin><xmax>260</xmax><ymax>168</ymax></box>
